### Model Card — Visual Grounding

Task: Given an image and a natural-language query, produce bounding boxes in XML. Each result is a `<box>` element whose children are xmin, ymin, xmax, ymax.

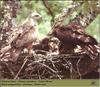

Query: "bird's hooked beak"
<box><xmin>38</xmin><ymin>15</ymin><xmax>42</xmax><ymax>20</ymax></box>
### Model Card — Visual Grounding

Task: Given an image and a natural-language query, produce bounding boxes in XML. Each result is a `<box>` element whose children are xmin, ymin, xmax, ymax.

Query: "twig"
<box><xmin>76</xmin><ymin>57</ymin><xmax>82</xmax><ymax>79</ymax></box>
<box><xmin>38</xmin><ymin>62</ymin><xmax>57</xmax><ymax>74</ymax></box>
<box><xmin>0</xmin><ymin>45</ymin><xmax>12</xmax><ymax>60</ymax></box>
<box><xmin>14</xmin><ymin>56</ymin><xmax>28</xmax><ymax>79</ymax></box>
<box><xmin>3</xmin><ymin>61</ymin><xmax>15</xmax><ymax>77</ymax></box>
<box><xmin>37</xmin><ymin>67</ymin><xmax>41</xmax><ymax>79</ymax></box>
<box><xmin>63</xmin><ymin>58</ymin><xmax>78</xmax><ymax>79</ymax></box>
<box><xmin>42</xmin><ymin>0</ymin><xmax>54</xmax><ymax>24</ymax></box>
<box><xmin>49</xmin><ymin>60</ymin><xmax>62</xmax><ymax>79</ymax></box>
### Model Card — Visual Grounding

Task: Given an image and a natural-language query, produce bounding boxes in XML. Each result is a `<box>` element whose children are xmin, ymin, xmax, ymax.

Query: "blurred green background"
<box><xmin>16</xmin><ymin>0</ymin><xmax>100</xmax><ymax>42</ymax></box>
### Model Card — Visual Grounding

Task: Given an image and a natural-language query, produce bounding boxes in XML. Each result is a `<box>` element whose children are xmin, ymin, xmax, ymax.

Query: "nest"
<box><xmin>0</xmin><ymin>52</ymin><xmax>99</xmax><ymax>79</ymax></box>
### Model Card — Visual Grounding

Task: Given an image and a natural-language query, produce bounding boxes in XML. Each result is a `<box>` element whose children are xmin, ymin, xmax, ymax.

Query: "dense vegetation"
<box><xmin>16</xmin><ymin>0</ymin><xmax>100</xmax><ymax>41</ymax></box>
<box><xmin>1</xmin><ymin>0</ymin><xmax>99</xmax><ymax>40</ymax></box>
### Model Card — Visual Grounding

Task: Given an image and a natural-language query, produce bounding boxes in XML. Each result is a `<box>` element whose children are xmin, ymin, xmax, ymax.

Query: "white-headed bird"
<box><xmin>0</xmin><ymin>12</ymin><xmax>42</xmax><ymax>62</ymax></box>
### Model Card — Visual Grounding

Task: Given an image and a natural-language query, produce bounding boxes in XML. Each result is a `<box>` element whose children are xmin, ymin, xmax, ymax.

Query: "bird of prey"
<box><xmin>50</xmin><ymin>22</ymin><xmax>100</xmax><ymax>60</ymax></box>
<box><xmin>32</xmin><ymin>36</ymin><xmax>60</xmax><ymax>55</ymax></box>
<box><xmin>0</xmin><ymin>12</ymin><xmax>42</xmax><ymax>62</ymax></box>
<box><xmin>48</xmin><ymin>37</ymin><xmax>60</xmax><ymax>55</ymax></box>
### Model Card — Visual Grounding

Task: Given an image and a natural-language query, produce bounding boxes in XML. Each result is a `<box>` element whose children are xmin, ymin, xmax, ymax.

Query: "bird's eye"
<box><xmin>35</xmin><ymin>15</ymin><xmax>39</xmax><ymax>17</ymax></box>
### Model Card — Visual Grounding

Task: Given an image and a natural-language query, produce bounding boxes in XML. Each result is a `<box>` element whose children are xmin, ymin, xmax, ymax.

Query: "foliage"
<box><xmin>86</xmin><ymin>14</ymin><xmax>100</xmax><ymax>42</ymax></box>
<box><xmin>15</xmin><ymin>0</ymin><xmax>100</xmax><ymax>41</ymax></box>
<box><xmin>0</xmin><ymin>0</ymin><xmax>100</xmax><ymax>43</ymax></box>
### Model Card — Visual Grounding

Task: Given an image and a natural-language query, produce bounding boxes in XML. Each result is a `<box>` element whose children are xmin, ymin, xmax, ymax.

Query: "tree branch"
<box><xmin>42</xmin><ymin>0</ymin><xmax>54</xmax><ymax>25</ymax></box>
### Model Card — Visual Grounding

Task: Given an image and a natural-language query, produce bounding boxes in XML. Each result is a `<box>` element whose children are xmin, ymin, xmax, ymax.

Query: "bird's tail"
<box><xmin>0</xmin><ymin>47</ymin><xmax>22</xmax><ymax>62</ymax></box>
<box><xmin>0</xmin><ymin>45</ymin><xmax>11</xmax><ymax>53</ymax></box>
<box><xmin>85</xmin><ymin>45</ymin><xmax>100</xmax><ymax>60</ymax></box>
<box><xmin>9</xmin><ymin>48</ymin><xmax>22</xmax><ymax>62</ymax></box>
<box><xmin>0</xmin><ymin>45</ymin><xmax>11</xmax><ymax>58</ymax></box>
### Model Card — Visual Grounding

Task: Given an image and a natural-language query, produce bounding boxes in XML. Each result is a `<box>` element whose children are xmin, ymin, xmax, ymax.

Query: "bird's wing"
<box><xmin>52</xmin><ymin>25</ymin><xmax>100</xmax><ymax>59</ymax></box>
<box><xmin>8</xmin><ymin>26</ymin><xmax>23</xmax><ymax>45</ymax></box>
<box><xmin>12</xmin><ymin>26</ymin><xmax>36</xmax><ymax>48</ymax></box>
